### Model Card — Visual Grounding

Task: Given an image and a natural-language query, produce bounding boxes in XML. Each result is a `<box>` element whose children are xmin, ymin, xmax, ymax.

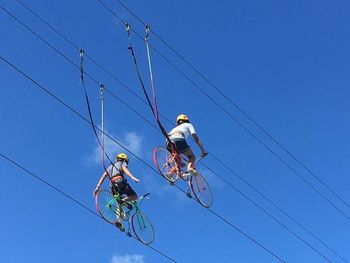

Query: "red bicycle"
<box><xmin>153</xmin><ymin>145</ymin><xmax>213</xmax><ymax>208</ymax></box>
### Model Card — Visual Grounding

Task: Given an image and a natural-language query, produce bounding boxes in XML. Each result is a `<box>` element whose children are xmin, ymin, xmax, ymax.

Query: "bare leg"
<box><xmin>183</xmin><ymin>148</ymin><xmax>195</xmax><ymax>172</ymax></box>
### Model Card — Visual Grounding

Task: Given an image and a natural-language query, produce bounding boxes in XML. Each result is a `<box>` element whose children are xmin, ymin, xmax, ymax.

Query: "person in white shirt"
<box><xmin>168</xmin><ymin>114</ymin><xmax>207</xmax><ymax>174</ymax></box>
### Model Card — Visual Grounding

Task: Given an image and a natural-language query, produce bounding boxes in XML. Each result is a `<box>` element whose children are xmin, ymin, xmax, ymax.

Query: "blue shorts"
<box><xmin>172</xmin><ymin>139</ymin><xmax>190</xmax><ymax>154</ymax></box>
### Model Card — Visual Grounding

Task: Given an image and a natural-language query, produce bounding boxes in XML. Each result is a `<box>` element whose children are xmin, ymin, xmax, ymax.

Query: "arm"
<box><xmin>192</xmin><ymin>133</ymin><xmax>208</xmax><ymax>157</ymax></box>
<box><xmin>122</xmin><ymin>166</ymin><xmax>140</xmax><ymax>183</ymax></box>
<box><xmin>93</xmin><ymin>171</ymin><xmax>108</xmax><ymax>196</ymax></box>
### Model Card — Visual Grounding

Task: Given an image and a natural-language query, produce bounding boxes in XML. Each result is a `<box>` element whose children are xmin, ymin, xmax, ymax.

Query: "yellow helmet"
<box><xmin>116</xmin><ymin>153</ymin><xmax>129</xmax><ymax>164</ymax></box>
<box><xmin>176</xmin><ymin>114</ymin><xmax>189</xmax><ymax>124</ymax></box>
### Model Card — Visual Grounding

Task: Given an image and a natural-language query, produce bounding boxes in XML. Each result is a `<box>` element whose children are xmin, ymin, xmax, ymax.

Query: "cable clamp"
<box><xmin>99</xmin><ymin>83</ymin><xmax>104</xmax><ymax>99</ymax></box>
<box><xmin>79</xmin><ymin>48</ymin><xmax>85</xmax><ymax>58</ymax></box>
<box><xmin>145</xmin><ymin>24</ymin><xmax>151</xmax><ymax>42</ymax></box>
<box><xmin>125</xmin><ymin>22</ymin><xmax>131</xmax><ymax>33</ymax></box>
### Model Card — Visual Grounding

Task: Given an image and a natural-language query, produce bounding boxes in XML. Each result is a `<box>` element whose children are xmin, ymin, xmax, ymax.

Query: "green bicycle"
<box><xmin>95</xmin><ymin>190</ymin><xmax>155</xmax><ymax>245</ymax></box>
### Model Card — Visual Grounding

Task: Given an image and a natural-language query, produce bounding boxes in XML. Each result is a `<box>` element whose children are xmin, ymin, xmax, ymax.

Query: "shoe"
<box><xmin>180</xmin><ymin>173</ymin><xmax>189</xmax><ymax>180</ymax></box>
<box><xmin>187</xmin><ymin>168</ymin><xmax>199</xmax><ymax>176</ymax></box>
<box><xmin>115</xmin><ymin>222</ymin><xmax>125</xmax><ymax>231</ymax></box>
<box><xmin>165</xmin><ymin>173</ymin><xmax>174</xmax><ymax>181</ymax></box>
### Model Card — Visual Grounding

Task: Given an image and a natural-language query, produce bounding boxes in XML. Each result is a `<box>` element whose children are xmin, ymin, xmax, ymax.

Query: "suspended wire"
<box><xmin>0</xmin><ymin>153</ymin><xmax>178</xmax><ymax>263</ymax></box>
<box><xmin>94</xmin><ymin>0</ymin><xmax>350</xmax><ymax>222</ymax></box>
<box><xmin>129</xmin><ymin>23</ymin><xmax>337</xmax><ymax>263</ymax></box>
<box><xmin>5</xmin><ymin>3</ymin><xmax>348</xmax><ymax>261</ymax></box>
<box><xmin>128</xmin><ymin>25</ymin><xmax>323</xmax><ymax>260</ymax></box>
<box><xmin>208</xmin><ymin>154</ymin><xmax>348</xmax><ymax>262</ymax></box>
<box><xmin>100</xmin><ymin>84</ymin><xmax>105</xmax><ymax>167</ymax></box>
<box><xmin>126</xmin><ymin>23</ymin><xmax>172</xmax><ymax>146</ymax></box>
<box><xmin>0</xmin><ymin>6</ymin><xmax>158</xmax><ymax>132</ymax></box>
<box><xmin>112</xmin><ymin>0</ymin><xmax>350</xmax><ymax>211</ymax></box>
<box><xmin>13</xmin><ymin>0</ymin><xmax>167</xmax><ymax>123</ymax></box>
<box><xmin>201</xmin><ymin>163</ymin><xmax>335</xmax><ymax>262</ymax></box>
<box><xmin>0</xmin><ymin>54</ymin><xmax>288</xmax><ymax>263</ymax></box>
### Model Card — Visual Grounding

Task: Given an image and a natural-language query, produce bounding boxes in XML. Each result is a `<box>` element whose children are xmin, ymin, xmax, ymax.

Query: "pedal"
<box><xmin>186</xmin><ymin>190</ymin><xmax>192</xmax><ymax>198</ymax></box>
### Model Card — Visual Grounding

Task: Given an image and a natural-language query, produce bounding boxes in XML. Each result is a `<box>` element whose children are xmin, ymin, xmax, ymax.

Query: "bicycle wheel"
<box><xmin>189</xmin><ymin>173</ymin><xmax>213</xmax><ymax>208</ymax></box>
<box><xmin>131</xmin><ymin>212</ymin><xmax>155</xmax><ymax>245</ymax></box>
<box><xmin>153</xmin><ymin>146</ymin><xmax>178</xmax><ymax>183</ymax></box>
<box><xmin>95</xmin><ymin>189</ymin><xmax>120</xmax><ymax>224</ymax></box>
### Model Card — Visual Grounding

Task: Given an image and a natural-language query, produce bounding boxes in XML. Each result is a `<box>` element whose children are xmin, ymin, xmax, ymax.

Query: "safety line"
<box><xmin>0</xmin><ymin>54</ymin><xmax>288</xmax><ymax>263</ymax></box>
<box><xmin>4</xmin><ymin>4</ymin><xmax>347</xmax><ymax>261</ymax></box>
<box><xmin>208</xmin><ymin>154</ymin><xmax>348</xmax><ymax>263</ymax></box>
<box><xmin>128</xmin><ymin>23</ymin><xmax>337</xmax><ymax>263</ymax></box>
<box><xmin>94</xmin><ymin>0</ymin><xmax>350</xmax><ymax>220</ymax></box>
<box><xmin>201</xmin><ymin>163</ymin><xmax>333</xmax><ymax>262</ymax></box>
<box><xmin>0</xmin><ymin>152</ymin><xmax>178</xmax><ymax>263</ymax></box>
<box><xmin>126</xmin><ymin>23</ymin><xmax>171</xmax><ymax>146</ymax></box>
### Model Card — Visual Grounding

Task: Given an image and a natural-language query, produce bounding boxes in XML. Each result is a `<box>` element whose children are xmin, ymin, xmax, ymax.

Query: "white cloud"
<box><xmin>90</xmin><ymin>130</ymin><xmax>143</xmax><ymax>164</ymax></box>
<box><xmin>111</xmin><ymin>254</ymin><xmax>145</xmax><ymax>263</ymax></box>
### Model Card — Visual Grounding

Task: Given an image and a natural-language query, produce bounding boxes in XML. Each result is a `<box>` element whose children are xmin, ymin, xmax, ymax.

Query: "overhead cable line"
<box><xmin>113</xmin><ymin>0</ymin><xmax>350</xmax><ymax>211</ymax></box>
<box><xmin>208</xmin><ymin>154</ymin><xmax>348</xmax><ymax>263</ymax></box>
<box><xmin>0</xmin><ymin>6</ymin><xmax>157</xmax><ymax>132</ymax></box>
<box><xmin>13</xmin><ymin>0</ymin><xmax>167</xmax><ymax>122</ymax></box>
<box><xmin>112</xmin><ymin>0</ymin><xmax>350</xmax><ymax>211</ymax></box>
<box><xmin>94</xmin><ymin>0</ymin><xmax>350</xmax><ymax>222</ymax></box>
<box><xmin>127</xmin><ymin>22</ymin><xmax>335</xmax><ymax>263</ymax></box>
<box><xmin>0</xmin><ymin>54</ymin><xmax>288</xmax><ymax>263</ymax></box>
<box><xmin>0</xmin><ymin>152</ymin><xmax>178</xmax><ymax>263</ymax></box>
<box><xmin>6</xmin><ymin>3</ymin><xmax>348</xmax><ymax>261</ymax></box>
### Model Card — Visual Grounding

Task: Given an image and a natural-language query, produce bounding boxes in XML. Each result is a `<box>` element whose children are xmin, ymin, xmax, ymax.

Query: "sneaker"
<box><xmin>115</xmin><ymin>222</ymin><xmax>125</xmax><ymax>231</ymax></box>
<box><xmin>180</xmin><ymin>172</ymin><xmax>189</xmax><ymax>180</ymax></box>
<box><xmin>165</xmin><ymin>173</ymin><xmax>174</xmax><ymax>181</ymax></box>
<box><xmin>187</xmin><ymin>167</ymin><xmax>198</xmax><ymax>174</ymax></box>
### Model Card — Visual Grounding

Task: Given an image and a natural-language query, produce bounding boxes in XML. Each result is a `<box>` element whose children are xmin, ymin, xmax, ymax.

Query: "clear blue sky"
<box><xmin>1</xmin><ymin>0</ymin><xmax>349</xmax><ymax>262</ymax></box>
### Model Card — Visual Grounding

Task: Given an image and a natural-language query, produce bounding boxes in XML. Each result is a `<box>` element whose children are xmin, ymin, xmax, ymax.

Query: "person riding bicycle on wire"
<box><xmin>168</xmin><ymin>114</ymin><xmax>208</xmax><ymax>176</ymax></box>
<box><xmin>93</xmin><ymin>153</ymin><xmax>140</xmax><ymax>230</ymax></box>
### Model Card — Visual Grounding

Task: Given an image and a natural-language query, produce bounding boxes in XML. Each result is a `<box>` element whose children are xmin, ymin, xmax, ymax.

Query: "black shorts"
<box><xmin>173</xmin><ymin>139</ymin><xmax>190</xmax><ymax>154</ymax></box>
<box><xmin>111</xmin><ymin>179</ymin><xmax>136</xmax><ymax>197</ymax></box>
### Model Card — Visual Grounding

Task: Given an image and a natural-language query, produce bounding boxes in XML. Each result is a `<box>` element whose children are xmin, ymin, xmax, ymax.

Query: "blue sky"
<box><xmin>1</xmin><ymin>0</ymin><xmax>350</xmax><ymax>262</ymax></box>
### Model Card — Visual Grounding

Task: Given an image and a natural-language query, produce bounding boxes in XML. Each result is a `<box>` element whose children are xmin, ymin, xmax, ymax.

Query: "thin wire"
<box><xmin>131</xmin><ymin>22</ymin><xmax>330</xmax><ymax>261</ymax></box>
<box><xmin>95</xmin><ymin>0</ymin><xmax>350</xmax><ymax>222</ymax></box>
<box><xmin>207</xmin><ymin>153</ymin><xmax>348</xmax><ymax>262</ymax></box>
<box><xmin>6</xmin><ymin>4</ymin><xmax>348</xmax><ymax>261</ymax></box>
<box><xmin>201</xmin><ymin>162</ymin><xmax>333</xmax><ymax>263</ymax></box>
<box><xmin>0</xmin><ymin>152</ymin><xmax>177</xmax><ymax>263</ymax></box>
<box><xmin>112</xmin><ymin>0</ymin><xmax>350</xmax><ymax>211</ymax></box>
<box><xmin>0</xmin><ymin>54</ymin><xmax>288</xmax><ymax>263</ymax></box>
<box><xmin>137</xmin><ymin>26</ymin><xmax>339</xmax><ymax>262</ymax></box>
<box><xmin>0</xmin><ymin>6</ymin><xmax>157</xmax><ymax>132</ymax></box>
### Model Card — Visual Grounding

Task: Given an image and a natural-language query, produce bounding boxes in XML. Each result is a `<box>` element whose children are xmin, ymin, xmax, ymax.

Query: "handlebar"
<box><xmin>139</xmin><ymin>193</ymin><xmax>150</xmax><ymax>202</ymax></box>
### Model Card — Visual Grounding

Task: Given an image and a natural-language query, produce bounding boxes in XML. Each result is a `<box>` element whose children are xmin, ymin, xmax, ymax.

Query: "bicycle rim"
<box><xmin>95</xmin><ymin>189</ymin><xmax>119</xmax><ymax>224</ymax></box>
<box><xmin>153</xmin><ymin>146</ymin><xmax>178</xmax><ymax>182</ymax></box>
<box><xmin>131</xmin><ymin>212</ymin><xmax>155</xmax><ymax>245</ymax></box>
<box><xmin>190</xmin><ymin>174</ymin><xmax>213</xmax><ymax>208</ymax></box>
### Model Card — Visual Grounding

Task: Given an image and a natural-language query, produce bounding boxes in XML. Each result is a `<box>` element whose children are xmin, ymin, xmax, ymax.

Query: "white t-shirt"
<box><xmin>168</xmin><ymin>123</ymin><xmax>196</xmax><ymax>140</ymax></box>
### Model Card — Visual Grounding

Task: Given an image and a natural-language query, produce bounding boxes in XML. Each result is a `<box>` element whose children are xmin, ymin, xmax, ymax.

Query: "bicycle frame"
<box><xmin>168</xmin><ymin>144</ymin><xmax>203</xmax><ymax>179</ymax></box>
<box><xmin>111</xmin><ymin>192</ymin><xmax>148</xmax><ymax>216</ymax></box>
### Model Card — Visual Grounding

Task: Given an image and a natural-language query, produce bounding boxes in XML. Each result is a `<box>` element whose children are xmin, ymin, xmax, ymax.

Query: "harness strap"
<box><xmin>168</xmin><ymin>130</ymin><xmax>185</xmax><ymax>139</ymax></box>
<box><xmin>125</xmin><ymin>23</ymin><xmax>173</xmax><ymax>147</ymax></box>
<box><xmin>78</xmin><ymin>49</ymin><xmax>115</xmax><ymax>180</ymax></box>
